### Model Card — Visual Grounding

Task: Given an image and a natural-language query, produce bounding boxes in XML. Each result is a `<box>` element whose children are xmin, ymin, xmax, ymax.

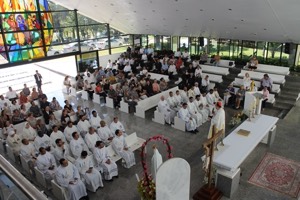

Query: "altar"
<box><xmin>213</xmin><ymin>114</ymin><xmax>278</xmax><ymax>198</ymax></box>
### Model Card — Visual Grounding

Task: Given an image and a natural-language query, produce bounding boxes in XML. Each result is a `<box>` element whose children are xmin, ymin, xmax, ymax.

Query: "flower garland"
<box><xmin>138</xmin><ymin>135</ymin><xmax>173</xmax><ymax>200</ymax></box>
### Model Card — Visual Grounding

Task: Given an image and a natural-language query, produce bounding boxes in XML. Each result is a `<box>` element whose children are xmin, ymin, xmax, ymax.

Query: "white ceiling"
<box><xmin>51</xmin><ymin>0</ymin><xmax>300</xmax><ymax>43</ymax></box>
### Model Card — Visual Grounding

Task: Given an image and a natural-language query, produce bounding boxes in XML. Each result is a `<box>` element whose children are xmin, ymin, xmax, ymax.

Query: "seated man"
<box><xmin>36</xmin><ymin>147</ymin><xmax>56</xmax><ymax>181</ymax></box>
<box><xmin>11</xmin><ymin>109</ymin><xmax>26</xmax><ymax>125</ymax></box>
<box><xmin>85</xmin><ymin>127</ymin><xmax>101</xmax><ymax>151</ymax></box>
<box><xmin>22</xmin><ymin>84</ymin><xmax>31</xmax><ymax>97</ymax></box>
<box><xmin>77</xmin><ymin>114</ymin><xmax>91</xmax><ymax>138</ymax></box>
<box><xmin>167</xmin><ymin>91</ymin><xmax>180</xmax><ymax>112</ymax></box>
<box><xmin>110</xmin><ymin>117</ymin><xmax>127</xmax><ymax>136</ymax></box>
<box><xmin>6</xmin><ymin>130</ymin><xmax>22</xmax><ymax>156</ymax></box>
<box><xmin>75</xmin><ymin>151</ymin><xmax>103</xmax><ymax>192</ymax></box>
<box><xmin>235</xmin><ymin>86</ymin><xmax>246</xmax><ymax>109</ymax></box>
<box><xmin>49</xmin><ymin>97</ymin><xmax>62</xmax><ymax>111</ymax></box>
<box><xmin>29</xmin><ymin>101</ymin><xmax>42</xmax><ymax>117</ymax></box>
<box><xmin>97</xmin><ymin>120</ymin><xmax>114</xmax><ymax>145</ymax></box>
<box><xmin>56</xmin><ymin>158</ymin><xmax>88</xmax><ymax>200</ymax></box>
<box><xmin>206</xmin><ymin>89</ymin><xmax>216</xmax><ymax>117</ymax></box>
<box><xmin>158</xmin><ymin>96</ymin><xmax>176</xmax><ymax>125</ymax></box>
<box><xmin>94</xmin><ymin>141</ymin><xmax>118</xmax><ymax>180</ymax></box>
<box><xmin>6</xmin><ymin>86</ymin><xmax>18</xmax><ymax>101</ymax></box>
<box><xmin>20</xmin><ymin>138</ymin><xmax>37</xmax><ymax>170</ymax></box>
<box><xmin>64</xmin><ymin>121</ymin><xmax>79</xmax><ymax>143</ymax></box>
<box><xmin>194</xmin><ymin>94</ymin><xmax>209</xmax><ymax>122</ymax></box>
<box><xmin>260</xmin><ymin>74</ymin><xmax>273</xmax><ymax>92</ymax></box>
<box><xmin>89</xmin><ymin>110</ymin><xmax>102</xmax><ymax>129</ymax></box>
<box><xmin>187</xmin><ymin>97</ymin><xmax>203</xmax><ymax>127</ymax></box>
<box><xmin>50</xmin><ymin>125</ymin><xmax>66</xmax><ymax>148</ymax></box>
<box><xmin>34</xmin><ymin>131</ymin><xmax>52</xmax><ymax>152</ymax></box>
<box><xmin>112</xmin><ymin>130</ymin><xmax>136</xmax><ymax>169</ymax></box>
<box><xmin>70</xmin><ymin>132</ymin><xmax>91</xmax><ymax>160</ymax></box>
<box><xmin>178</xmin><ymin>103</ymin><xmax>198</xmax><ymax>134</ymax></box>
<box><xmin>53</xmin><ymin>138</ymin><xmax>75</xmax><ymax>163</ymax></box>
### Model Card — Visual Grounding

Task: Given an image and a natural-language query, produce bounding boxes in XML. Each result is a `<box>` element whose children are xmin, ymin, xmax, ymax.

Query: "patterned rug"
<box><xmin>249</xmin><ymin>153</ymin><xmax>300</xmax><ymax>198</ymax></box>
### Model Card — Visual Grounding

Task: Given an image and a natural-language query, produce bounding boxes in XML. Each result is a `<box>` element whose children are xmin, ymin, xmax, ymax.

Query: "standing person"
<box><xmin>208</xmin><ymin>101</ymin><xmax>225</xmax><ymax>139</ymax></box>
<box><xmin>34</xmin><ymin>70</ymin><xmax>43</xmax><ymax>91</ymax></box>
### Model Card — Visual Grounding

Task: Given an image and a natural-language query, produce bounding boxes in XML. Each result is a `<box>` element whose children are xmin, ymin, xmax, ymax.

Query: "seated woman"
<box><xmin>63</xmin><ymin>100</ymin><xmax>75</xmax><ymax>115</ymax></box>
<box><xmin>11</xmin><ymin>109</ymin><xmax>26</xmax><ymax>125</ymax></box>
<box><xmin>19</xmin><ymin>91</ymin><xmax>28</xmax><ymax>105</ymax></box>
<box><xmin>107</xmin><ymin>86</ymin><xmax>120</xmax><ymax>108</ymax></box>
<box><xmin>262</xmin><ymin>86</ymin><xmax>269</xmax><ymax>111</ymax></box>
<box><xmin>159</xmin><ymin>78</ymin><xmax>168</xmax><ymax>91</ymax></box>
<box><xmin>60</xmin><ymin>109</ymin><xmax>71</xmax><ymax>128</ymax></box>
<box><xmin>247</xmin><ymin>56</ymin><xmax>258</xmax><ymax>70</ymax></box>
<box><xmin>235</xmin><ymin>86</ymin><xmax>246</xmax><ymax>109</ymax></box>
<box><xmin>83</xmin><ymin>80</ymin><xmax>94</xmax><ymax>100</ymax></box>
<box><xmin>243</xmin><ymin>72</ymin><xmax>251</xmax><ymax>90</ymax></box>
<box><xmin>94</xmin><ymin>82</ymin><xmax>107</xmax><ymax>103</ymax></box>
<box><xmin>20</xmin><ymin>104</ymin><xmax>28</xmax><ymax>115</ymax></box>
<box><xmin>49</xmin><ymin>113</ymin><xmax>62</xmax><ymax>130</ymax></box>
<box><xmin>26</xmin><ymin>112</ymin><xmax>37</xmax><ymax>129</ymax></box>
<box><xmin>152</xmin><ymin>79</ymin><xmax>160</xmax><ymax>94</ymax></box>
<box><xmin>30</xmin><ymin>87</ymin><xmax>39</xmax><ymax>101</ymax></box>
<box><xmin>223</xmin><ymin>84</ymin><xmax>236</xmax><ymax>106</ymax></box>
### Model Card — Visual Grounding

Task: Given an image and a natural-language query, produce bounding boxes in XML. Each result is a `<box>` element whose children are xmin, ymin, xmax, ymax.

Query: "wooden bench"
<box><xmin>125</xmin><ymin>132</ymin><xmax>146</xmax><ymax>152</ymax></box>
<box><xmin>233</xmin><ymin>78</ymin><xmax>281</xmax><ymax>94</ymax></box>
<box><xmin>134</xmin><ymin>86</ymin><xmax>179</xmax><ymax>118</ymax></box>
<box><xmin>244</xmin><ymin>63</ymin><xmax>290</xmax><ymax>75</ymax></box>
<box><xmin>238</xmin><ymin>70</ymin><xmax>286</xmax><ymax>85</ymax></box>
<box><xmin>200</xmin><ymin>65</ymin><xmax>229</xmax><ymax>75</ymax></box>
<box><xmin>202</xmin><ymin>73</ymin><xmax>223</xmax><ymax>83</ymax></box>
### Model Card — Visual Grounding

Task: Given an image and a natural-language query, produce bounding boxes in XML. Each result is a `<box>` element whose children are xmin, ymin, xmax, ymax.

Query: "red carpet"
<box><xmin>249</xmin><ymin>153</ymin><xmax>300</xmax><ymax>198</ymax></box>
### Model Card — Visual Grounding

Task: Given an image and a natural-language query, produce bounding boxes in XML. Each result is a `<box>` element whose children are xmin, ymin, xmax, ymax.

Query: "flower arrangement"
<box><xmin>229</xmin><ymin>111</ymin><xmax>243</xmax><ymax>127</ymax></box>
<box><xmin>137</xmin><ymin>135</ymin><xmax>173</xmax><ymax>200</ymax></box>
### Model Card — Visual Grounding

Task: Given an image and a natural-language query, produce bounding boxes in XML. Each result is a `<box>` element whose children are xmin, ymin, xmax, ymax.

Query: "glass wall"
<box><xmin>219</xmin><ymin>39</ymin><xmax>230</xmax><ymax>58</ymax></box>
<box><xmin>172</xmin><ymin>36</ymin><xmax>178</xmax><ymax>52</ymax></box>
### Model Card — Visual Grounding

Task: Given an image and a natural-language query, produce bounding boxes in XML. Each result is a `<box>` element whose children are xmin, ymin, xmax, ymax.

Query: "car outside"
<box><xmin>94</xmin><ymin>39</ymin><xmax>123</xmax><ymax>50</ymax></box>
<box><xmin>63</xmin><ymin>42</ymin><xmax>95</xmax><ymax>53</ymax></box>
<box><xmin>47</xmin><ymin>47</ymin><xmax>63</xmax><ymax>56</ymax></box>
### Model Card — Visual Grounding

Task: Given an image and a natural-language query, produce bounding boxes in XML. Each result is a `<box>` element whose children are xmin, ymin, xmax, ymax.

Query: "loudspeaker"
<box><xmin>199</xmin><ymin>37</ymin><xmax>204</xmax><ymax>46</ymax></box>
<box><xmin>284</xmin><ymin>43</ymin><xmax>290</xmax><ymax>54</ymax></box>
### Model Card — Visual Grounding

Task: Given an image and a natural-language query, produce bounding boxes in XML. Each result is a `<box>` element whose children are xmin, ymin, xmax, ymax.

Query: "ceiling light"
<box><xmin>134</xmin><ymin>11</ymin><xmax>137</xmax><ymax>13</ymax></box>
<box><xmin>241</xmin><ymin>19</ymin><xmax>244</xmax><ymax>22</ymax></box>
<box><xmin>228</xmin><ymin>8</ymin><xmax>232</xmax><ymax>11</ymax></box>
<box><xmin>264</xmin><ymin>28</ymin><xmax>267</xmax><ymax>31</ymax></box>
<box><xmin>234</xmin><ymin>27</ymin><xmax>237</xmax><ymax>29</ymax></box>
<box><xmin>152</xmin><ymin>10</ymin><xmax>155</xmax><ymax>12</ymax></box>
<box><xmin>185</xmin><ymin>18</ymin><xmax>189</xmax><ymax>21</ymax></box>
<box><xmin>176</xmin><ymin>9</ymin><xmax>179</xmax><ymax>11</ymax></box>
<box><xmin>128</xmin><ymin>2</ymin><xmax>132</xmax><ymax>4</ymax></box>
<box><xmin>163</xmin><ymin>18</ymin><xmax>166</xmax><ymax>20</ymax></box>
<box><xmin>110</xmin><ymin>3</ymin><xmax>114</xmax><ymax>6</ymax></box>
<box><xmin>211</xmin><ymin>18</ymin><xmax>215</xmax><ymax>21</ymax></box>
<box><xmin>200</xmin><ymin>9</ymin><xmax>204</xmax><ymax>11</ymax></box>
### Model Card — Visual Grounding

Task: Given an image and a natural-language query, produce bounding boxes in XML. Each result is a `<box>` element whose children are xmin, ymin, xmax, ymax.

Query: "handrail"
<box><xmin>0</xmin><ymin>155</ymin><xmax>48</xmax><ymax>200</ymax></box>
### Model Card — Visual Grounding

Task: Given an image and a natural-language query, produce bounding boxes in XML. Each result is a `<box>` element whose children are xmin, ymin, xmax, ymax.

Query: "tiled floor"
<box><xmin>1</xmin><ymin>63</ymin><xmax>299</xmax><ymax>200</ymax></box>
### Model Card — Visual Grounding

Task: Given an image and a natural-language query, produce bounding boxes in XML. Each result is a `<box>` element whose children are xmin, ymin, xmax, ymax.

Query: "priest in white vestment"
<box><xmin>53</xmin><ymin>139</ymin><xmax>75</xmax><ymax>163</ymax></box>
<box><xmin>187</xmin><ymin>97</ymin><xmax>203</xmax><ymax>127</ymax></box>
<box><xmin>167</xmin><ymin>91</ymin><xmax>180</xmax><ymax>111</ymax></box>
<box><xmin>112</xmin><ymin>130</ymin><xmax>136</xmax><ymax>168</ymax></box>
<box><xmin>36</xmin><ymin>147</ymin><xmax>57</xmax><ymax>180</ymax></box>
<box><xmin>194</xmin><ymin>95</ymin><xmax>209</xmax><ymax>123</ymax></box>
<box><xmin>34</xmin><ymin>131</ymin><xmax>52</xmax><ymax>152</ymax></box>
<box><xmin>22</xmin><ymin>123</ymin><xmax>37</xmax><ymax>142</ymax></box>
<box><xmin>97</xmin><ymin>121</ymin><xmax>114</xmax><ymax>145</ymax></box>
<box><xmin>206</xmin><ymin>89</ymin><xmax>216</xmax><ymax>116</ymax></box>
<box><xmin>178</xmin><ymin>103</ymin><xmax>197</xmax><ymax>133</ymax></box>
<box><xmin>50</xmin><ymin>125</ymin><xmax>66</xmax><ymax>148</ymax></box>
<box><xmin>56</xmin><ymin>159</ymin><xmax>87</xmax><ymax>200</ymax></box>
<box><xmin>94</xmin><ymin>141</ymin><xmax>118</xmax><ymax>180</ymax></box>
<box><xmin>174</xmin><ymin>90</ymin><xmax>183</xmax><ymax>106</ymax></box>
<box><xmin>6</xmin><ymin>130</ymin><xmax>22</xmax><ymax>155</ymax></box>
<box><xmin>75</xmin><ymin>151</ymin><xmax>103</xmax><ymax>192</ymax></box>
<box><xmin>77</xmin><ymin>115</ymin><xmax>91</xmax><ymax>137</ymax></box>
<box><xmin>110</xmin><ymin>117</ymin><xmax>127</xmax><ymax>136</ymax></box>
<box><xmin>70</xmin><ymin>132</ymin><xmax>91</xmax><ymax>159</ymax></box>
<box><xmin>151</xmin><ymin>145</ymin><xmax>163</xmax><ymax>180</ymax></box>
<box><xmin>193</xmin><ymin>83</ymin><xmax>201</xmax><ymax>96</ymax></box>
<box><xmin>20</xmin><ymin>139</ymin><xmax>37</xmax><ymax>169</ymax></box>
<box><xmin>84</xmin><ymin>127</ymin><xmax>101</xmax><ymax>151</ymax></box>
<box><xmin>180</xmin><ymin>87</ymin><xmax>189</xmax><ymax>103</ymax></box>
<box><xmin>89</xmin><ymin>111</ymin><xmax>102</xmax><ymax>129</ymax></box>
<box><xmin>64</xmin><ymin>121</ymin><xmax>79</xmax><ymax>143</ymax></box>
<box><xmin>158</xmin><ymin>96</ymin><xmax>176</xmax><ymax>124</ymax></box>
<box><xmin>208</xmin><ymin>101</ymin><xmax>225</xmax><ymax>139</ymax></box>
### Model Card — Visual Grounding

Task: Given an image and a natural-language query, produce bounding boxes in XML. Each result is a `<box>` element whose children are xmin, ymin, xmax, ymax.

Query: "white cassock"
<box><xmin>53</xmin><ymin>144</ymin><xmax>75</xmax><ymax>163</ymax></box>
<box><xmin>22</xmin><ymin>126</ymin><xmax>37</xmax><ymax>141</ymax></box>
<box><xmin>112</xmin><ymin>136</ymin><xmax>136</xmax><ymax>168</ymax></box>
<box><xmin>89</xmin><ymin>116</ymin><xmax>102</xmax><ymax>129</ymax></box>
<box><xmin>55</xmin><ymin>162</ymin><xmax>87</xmax><ymax>200</ymax></box>
<box><xmin>97</xmin><ymin>126</ymin><xmax>114</xmax><ymax>145</ymax></box>
<box><xmin>180</xmin><ymin>91</ymin><xmax>189</xmax><ymax>103</ymax></box>
<box><xmin>110</xmin><ymin>121</ymin><xmax>127</xmax><ymax>136</ymax></box>
<box><xmin>75</xmin><ymin>156</ymin><xmax>103</xmax><ymax>192</ymax></box>
<box><xmin>174</xmin><ymin>94</ymin><xmax>183</xmax><ymax>105</ymax></box>
<box><xmin>178</xmin><ymin>107</ymin><xmax>197</xmax><ymax>131</ymax></box>
<box><xmin>151</xmin><ymin>148</ymin><xmax>163</xmax><ymax>181</ymax></box>
<box><xmin>194</xmin><ymin>87</ymin><xmax>201</xmax><ymax>96</ymax></box>
<box><xmin>64</xmin><ymin>126</ymin><xmax>79</xmax><ymax>143</ymax></box>
<box><xmin>158</xmin><ymin>100</ymin><xmax>176</xmax><ymax>124</ymax></box>
<box><xmin>70</xmin><ymin>138</ymin><xmax>91</xmax><ymax>160</ymax></box>
<box><xmin>6</xmin><ymin>134</ymin><xmax>22</xmax><ymax>155</ymax></box>
<box><xmin>36</xmin><ymin>152</ymin><xmax>57</xmax><ymax>180</ymax></box>
<box><xmin>77</xmin><ymin>120</ymin><xmax>91</xmax><ymax>135</ymax></box>
<box><xmin>187</xmin><ymin>101</ymin><xmax>203</xmax><ymax>127</ymax></box>
<box><xmin>34</xmin><ymin>135</ymin><xmax>52</xmax><ymax>151</ymax></box>
<box><xmin>188</xmin><ymin>89</ymin><xmax>195</xmax><ymax>98</ymax></box>
<box><xmin>50</xmin><ymin>131</ymin><xmax>67</xmax><ymax>148</ymax></box>
<box><xmin>213</xmin><ymin>91</ymin><xmax>222</xmax><ymax>101</ymax></box>
<box><xmin>93</xmin><ymin>147</ymin><xmax>118</xmax><ymax>180</ymax></box>
<box><xmin>208</xmin><ymin>108</ymin><xmax>225</xmax><ymax>139</ymax></box>
<box><xmin>167</xmin><ymin>96</ymin><xmax>180</xmax><ymax>111</ymax></box>
<box><xmin>206</xmin><ymin>93</ymin><xmax>215</xmax><ymax>116</ymax></box>
<box><xmin>20</xmin><ymin>143</ymin><xmax>37</xmax><ymax>162</ymax></box>
<box><xmin>84</xmin><ymin>133</ymin><xmax>101</xmax><ymax>151</ymax></box>
<box><xmin>194</xmin><ymin>99</ymin><xmax>209</xmax><ymax>123</ymax></box>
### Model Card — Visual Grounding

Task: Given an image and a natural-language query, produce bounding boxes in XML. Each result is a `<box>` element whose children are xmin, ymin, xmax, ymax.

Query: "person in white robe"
<box><xmin>36</xmin><ymin>147</ymin><xmax>57</xmax><ymax>180</ymax></box>
<box><xmin>167</xmin><ymin>91</ymin><xmax>180</xmax><ymax>111</ymax></box>
<box><xmin>89</xmin><ymin>111</ymin><xmax>102</xmax><ymax>129</ymax></box>
<box><xmin>64</xmin><ymin>121</ymin><xmax>79</xmax><ymax>143</ymax></box>
<box><xmin>70</xmin><ymin>132</ymin><xmax>91</xmax><ymax>159</ymax></box>
<box><xmin>206</xmin><ymin>89</ymin><xmax>216</xmax><ymax>116</ymax></box>
<box><xmin>75</xmin><ymin>151</ymin><xmax>103</xmax><ymax>192</ymax></box>
<box><xmin>22</xmin><ymin>123</ymin><xmax>37</xmax><ymax>142</ymax></box>
<box><xmin>50</xmin><ymin>125</ymin><xmax>66</xmax><ymax>148</ymax></box>
<box><xmin>158</xmin><ymin>96</ymin><xmax>176</xmax><ymax>124</ymax></box>
<box><xmin>77</xmin><ymin>115</ymin><xmax>91</xmax><ymax>137</ymax></box>
<box><xmin>187</xmin><ymin>97</ymin><xmax>203</xmax><ymax>127</ymax></box>
<box><xmin>178</xmin><ymin>103</ymin><xmax>197</xmax><ymax>133</ymax></box>
<box><xmin>194</xmin><ymin>83</ymin><xmax>201</xmax><ymax>96</ymax></box>
<box><xmin>174</xmin><ymin>90</ymin><xmax>183</xmax><ymax>106</ymax></box>
<box><xmin>188</xmin><ymin>86</ymin><xmax>196</xmax><ymax>98</ymax></box>
<box><xmin>34</xmin><ymin>131</ymin><xmax>52</xmax><ymax>152</ymax></box>
<box><xmin>20</xmin><ymin>139</ymin><xmax>37</xmax><ymax>170</ymax></box>
<box><xmin>112</xmin><ymin>130</ymin><xmax>136</xmax><ymax>168</ymax></box>
<box><xmin>110</xmin><ymin>117</ymin><xmax>127</xmax><ymax>136</ymax></box>
<box><xmin>213</xmin><ymin>87</ymin><xmax>223</xmax><ymax>102</ymax></box>
<box><xmin>194</xmin><ymin>95</ymin><xmax>209</xmax><ymax>123</ymax></box>
<box><xmin>6</xmin><ymin>130</ymin><xmax>22</xmax><ymax>155</ymax></box>
<box><xmin>97</xmin><ymin>121</ymin><xmax>114</xmax><ymax>145</ymax></box>
<box><xmin>53</xmin><ymin>139</ymin><xmax>75</xmax><ymax>163</ymax></box>
<box><xmin>151</xmin><ymin>145</ymin><xmax>163</xmax><ymax>181</ymax></box>
<box><xmin>208</xmin><ymin>101</ymin><xmax>225</xmax><ymax>139</ymax></box>
<box><xmin>180</xmin><ymin>87</ymin><xmax>189</xmax><ymax>103</ymax></box>
<box><xmin>84</xmin><ymin>127</ymin><xmax>101</xmax><ymax>151</ymax></box>
<box><xmin>55</xmin><ymin>159</ymin><xmax>87</xmax><ymax>200</ymax></box>
<box><xmin>94</xmin><ymin>141</ymin><xmax>118</xmax><ymax>180</ymax></box>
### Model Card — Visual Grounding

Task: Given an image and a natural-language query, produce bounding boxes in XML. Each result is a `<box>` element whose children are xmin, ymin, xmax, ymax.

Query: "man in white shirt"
<box><xmin>110</xmin><ymin>117</ymin><xmax>127</xmax><ymax>136</ymax></box>
<box><xmin>6</xmin><ymin>87</ymin><xmax>18</xmax><ymax>101</ymax></box>
<box><xmin>50</xmin><ymin>125</ymin><xmax>66</xmax><ymax>148</ymax></box>
<box><xmin>97</xmin><ymin>121</ymin><xmax>114</xmax><ymax>145</ymax></box>
<box><xmin>167</xmin><ymin>91</ymin><xmax>180</xmax><ymax>111</ymax></box>
<box><xmin>53</xmin><ymin>138</ymin><xmax>75</xmax><ymax>163</ymax></box>
<box><xmin>36</xmin><ymin>147</ymin><xmax>56</xmax><ymax>180</ymax></box>
<box><xmin>106</xmin><ymin>59</ymin><xmax>112</xmax><ymax>69</ymax></box>
<box><xmin>168</xmin><ymin>62</ymin><xmax>177</xmax><ymax>76</ymax></box>
<box><xmin>70</xmin><ymin>132</ymin><xmax>91</xmax><ymax>160</ymax></box>
<box><xmin>180</xmin><ymin>87</ymin><xmax>189</xmax><ymax>103</ymax></box>
<box><xmin>85</xmin><ymin>127</ymin><xmax>101</xmax><ymax>151</ymax></box>
<box><xmin>75</xmin><ymin>151</ymin><xmax>103</xmax><ymax>192</ymax></box>
<box><xmin>94</xmin><ymin>141</ymin><xmax>118</xmax><ymax>180</ymax></box>
<box><xmin>22</xmin><ymin>122</ymin><xmax>37</xmax><ymax>142</ymax></box>
<box><xmin>201</xmin><ymin>75</ymin><xmax>210</xmax><ymax>92</ymax></box>
<box><xmin>89</xmin><ymin>110</ymin><xmax>102</xmax><ymax>129</ymax></box>
<box><xmin>77</xmin><ymin>114</ymin><xmax>91</xmax><ymax>138</ymax></box>
<box><xmin>182</xmin><ymin>50</ymin><xmax>190</xmax><ymax>61</ymax></box>
<box><xmin>139</xmin><ymin>46</ymin><xmax>144</xmax><ymax>54</ymax></box>
<box><xmin>174</xmin><ymin>49</ymin><xmax>181</xmax><ymax>58</ymax></box>
<box><xmin>123</xmin><ymin>63</ymin><xmax>132</xmax><ymax>73</ymax></box>
<box><xmin>194</xmin><ymin>95</ymin><xmax>209</xmax><ymax>123</ymax></box>
<box><xmin>34</xmin><ymin>131</ymin><xmax>52</xmax><ymax>152</ymax></box>
<box><xmin>141</xmin><ymin>53</ymin><xmax>148</xmax><ymax>61</ymax></box>
<box><xmin>178</xmin><ymin>103</ymin><xmax>197</xmax><ymax>133</ymax></box>
<box><xmin>158</xmin><ymin>96</ymin><xmax>176</xmax><ymax>125</ymax></box>
<box><xmin>187</xmin><ymin>97</ymin><xmax>203</xmax><ymax>127</ymax></box>
<box><xmin>56</xmin><ymin>159</ymin><xmax>87</xmax><ymax>200</ymax></box>
<box><xmin>6</xmin><ymin>130</ymin><xmax>21</xmax><ymax>156</ymax></box>
<box><xmin>112</xmin><ymin>130</ymin><xmax>135</xmax><ymax>168</ymax></box>
<box><xmin>0</xmin><ymin>95</ymin><xmax>11</xmax><ymax>110</ymax></box>
<box><xmin>174</xmin><ymin>90</ymin><xmax>183</xmax><ymax>106</ymax></box>
<box><xmin>192</xmin><ymin>60</ymin><xmax>199</xmax><ymax>68</ymax></box>
<box><xmin>64</xmin><ymin>121</ymin><xmax>79</xmax><ymax>143</ymax></box>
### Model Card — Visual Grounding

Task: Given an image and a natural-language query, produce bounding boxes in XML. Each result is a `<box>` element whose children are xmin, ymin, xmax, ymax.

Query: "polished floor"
<box><xmin>1</xmin><ymin>62</ymin><xmax>299</xmax><ymax>200</ymax></box>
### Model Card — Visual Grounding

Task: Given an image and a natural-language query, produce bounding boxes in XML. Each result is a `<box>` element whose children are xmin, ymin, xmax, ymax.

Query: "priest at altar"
<box><xmin>207</xmin><ymin>101</ymin><xmax>225</xmax><ymax>139</ymax></box>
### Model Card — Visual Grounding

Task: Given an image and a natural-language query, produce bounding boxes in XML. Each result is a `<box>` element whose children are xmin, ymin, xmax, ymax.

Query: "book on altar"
<box><xmin>237</xmin><ymin>129</ymin><xmax>251</xmax><ymax>136</ymax></box>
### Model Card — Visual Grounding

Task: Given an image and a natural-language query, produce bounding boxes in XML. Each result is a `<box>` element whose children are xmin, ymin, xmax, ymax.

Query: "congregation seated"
<box><xmin>20</xmin><ymin>138</ymin><xmax>37</xmax><ymax>169</ymax></box>
<box><xmin>6</xmin><ymin>86</ymin><xmax>18</xmax><ymax>101</ymax></box>
<box><xmin>107</xmin><ymin>85</ymin><xmax>121</xmax><ymax>108</ymax></box>
<box><xmin>34</xmin><ymin>131</ymin><xmax>52</xmax><ymax>152</ymax></box>
<box><xmin>30</xmin><ymin>87</ymin><xmax>39</xmax><ymax>101</ymax></box>
<box><xmin>158</xmin><ymin>96</ymin><xmax>176</xmax><ymax>125</ymax></box>
<box><xmin>12</xmin><ymin>109</ymin><xmax>26</xmax><ymax>125</ymax></box>
<box><xmin>64</xmin><ymin>121</ymin><xmax>79</xmax><ymax>143</ymax></box>
<box><xmin>29</xmin><ymin>101</ymin><xmax>42</xmax><ymax>117</ymax></box>
<box><xmin>247</xmin><ymin>56</ymin><xmax>258</xmax><ymax>70</ymax></box>
<box><xmin>260</xmin><ymin>73</ymin><xmax>273</xmax><ymax>92</ymax></box>
<box><xmin>223</xmin><ymin>84</ymin><xmax>236</xmax><ymax>106</ymax></box>
<box><xmin>262</xmin><ymin>86</ymin><xmax>270</xmax><ymax>110</ymax></box>
<box><xmin>109</xmin><ymin>117</ymin><xmax>127</xmax><ymax>136</ymax></box>
<box><xmin>97</xmin><ymin>120</ymin><xmax>114</xmax><ymax>145</ymax></box>
<box><xmin>36</xmin><ymin>147</ymin><xmax>56</xmax><ymax>181</ymax></box>
<box><xmin>50</xmin><ymin>97</ymin><xmax>62</xmax><ymax>111</ymax></box>
<box><xmin>43</xmin><ymin>106</ymin><xmax>53</xmax><ymax>125</ymax></box>
<box><xmin>63</xmin><ymin>100</ymin><xmax>75</xmax><ymax>115</ymax></box>
<box><xmin>70</xmin><ymin>132</ymin><xmax>91</xmax><ymax>160</ymax></box>
<box><xmin>10</xmin><ymin>99</ymin><xmax>20</xmax><ymax>111</ymax></box>
<box><xmin>243</xmin><ymin>72</ymin><xmax>251</xmax><ymax>90</ymax></box>
<box><xmin>178</xmin><ymin>103</ymin><xmax>198</xmax><ymax>134</ymax></box>
<box><xmin>22</xmin><ymin>84</ymin><xmax>31</xmax><ymax>97</ymax></box>
<box><xmin>26</xmin><ymin>112</ymin><xmax>37</xmax><ymax>129</ymax></box>
<box><xmin>53</xmin><ymin>138</ymin><xmax>74</xmax><ymax>163</ymax></box>
<box><xmin>89</xmin><ymin>110</ymin><xmax>102</xmax><ymax>129</ymax></box>
<box><xmin>40</xmin><ymin>97</ymin><xmax>50</xmax><ymax>112</ymax></box>
<box><xmin>50</xmin><ymin>125</ymin><xmax>67</xmax><ymax>148</ymax></box>
<box><xmin>95</xmin><ymin>82</ymin><xmax>107</xmax><ymax>103</ymax></box>
<box><xmin>20</xmin><ymin>104</ymin><xmax>27</xmax><ymax>115</ymax></box>
<box><xmin>19</xmin><ymin>91</ymin><xmax>28</xmax><ymax>104</ymax></box>
<box><xmin>50</xmin><ymin>113</ymin><xmax>62</xmax><ymax>130</ymax></box>
<box><xmin>85</xmin><ymin>127</ymin><xmax>101</xmax><ymax>151</ymax></box>
<box><xmin>6</xmin><ymin>130</ymin><xmax>21</xmax><ymax>156</ymax></box>
<box><xmin>77</xmin><ymin>114</ymin><xmax>91</xmax><ymax>137</ymax></box>
<box><xmin>36</xmin><ymin>119</ymin><xmax>49</xmax><ymax>137</ymax></box>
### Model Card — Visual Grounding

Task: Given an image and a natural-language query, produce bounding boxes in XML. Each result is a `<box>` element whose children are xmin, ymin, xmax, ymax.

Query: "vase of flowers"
<box><xmin>137</xmin><ymin>175</ymin><xmax>156</xmax><ymax>200</ymax></box>
<box><xmin>229</xmin><ymin>112</ymin><xmax>243</xmax><ymax>127</ymax></box>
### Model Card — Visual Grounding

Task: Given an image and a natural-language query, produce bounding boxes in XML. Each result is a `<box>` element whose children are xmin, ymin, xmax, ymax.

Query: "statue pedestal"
<box><xmin>193</xmin><ymin>184</ymin><xmax>222</xmax><ymax>200</ymax></box>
